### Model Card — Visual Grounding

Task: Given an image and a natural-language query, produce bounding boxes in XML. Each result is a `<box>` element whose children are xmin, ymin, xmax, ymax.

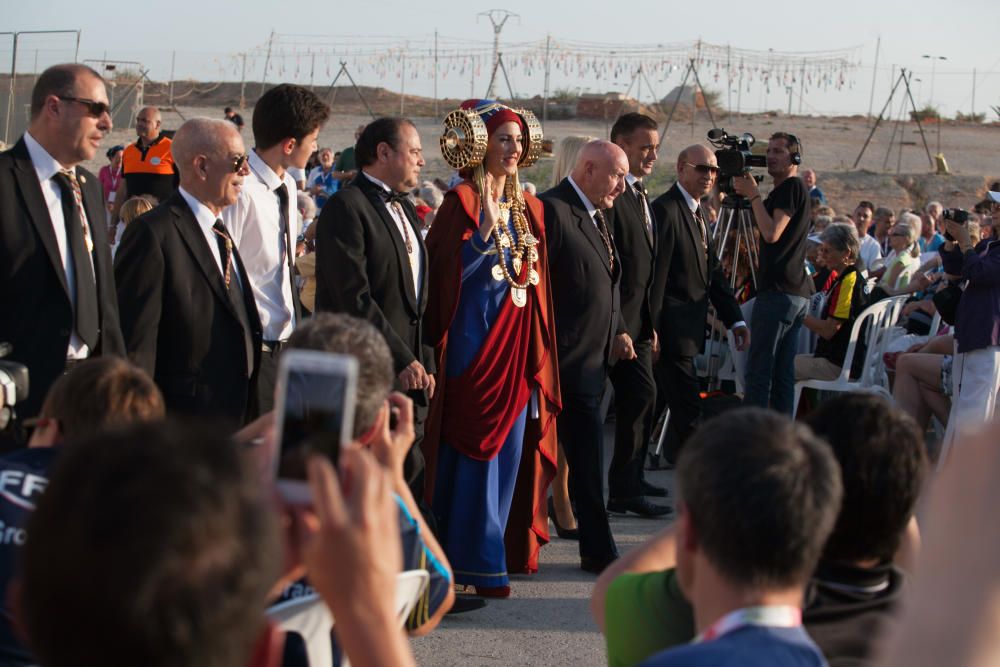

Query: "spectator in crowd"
<box><xmin>550</xmin><ymin>135</ymin><xmax>596</xmax><ymax>186</ymax></box>
<box><xmin>110</xmin><ymin>106</ymin><xmax>177</xmax><ymax>221</ymax></box>
<box><xmin>0</xmin><ymin>63</ymin><xmax>125</xmax><ymax>425</ymax></box>
<box><xmin>224</xmin><ymin>105</ymin><xmax>245</xmax><ymax>130</ymax></box>
<box><xmin>811</xmin><ymin>204</ymin><xmax>835</xmax><ymax>229</ymax></box>
<box><xmin>416</xmin><ymin>180</ymin><xmax>444</xmax><ymax>231</ymax></box>
<box><xmin>893</xmin><ymin>333</ymin><xmax>955</xmax><ymax>438</ymax></box>
<box><xmin>296</xmin><ymin>190</ymin><xmax>317</xmax><ymax>238</ymax></box>
<box><xmin>109</xmin><ymin>194</ymin><xmax>155</xmax><ymax>257</ymax></box>
<box><xmin>97</xmin><ymin>143</ymin><xmax>123</xmax><ymax>219</ymax></box>
<box><xmin>852</xmin><ymin>200</ymin><xmax>881</xmax><ymax>271</ymax></box>
<box><xmin>222</xmin><ymin>83</ymin><xmax>330</xmax><ymax>414</ymax></box>
<box><xmin>876</xmin><ymin>217</ymin><xmax>921</xmax><ymax>295</ymax></box>
<box><xmin>0</xmin><ymin>357</ymin><xmax>164</xmax><ymax>665</ymax></box>
<box><xmin>795</xmin><ymin>223</ymin><xmax>866</xmax><ymax>382</ymax></box>
<box><xmin>734</xmin><ymin>132</ymin><xmax>814</xmax><ymax>415</ymax></box>
<box><xmin>522</xmin><ymin>181</ymin><xmax>537</xmax><ymax>196</ymax></box>
<box><xmin>872</xmin><ymin>206</ymin><xmax>895</xmax><ymax>256</ymax></box>
<box><xmin>306</xmin><ymin>147</ymin><xmax>339</xmax><ymax>209</ymax></box>
<box><xmin>918</xmin><ymin>208</ymin><xmax>945</xmax><ymax>253</ymax></box>
<box><xmin>812</xmin><ymin>213</ymin><xmax>832</xmax><ymax>234</ymax></box>
<box><xmin>114</xmin><ymin>118</ymin><xmax>263</xmax><ymax>427</ymax></box>
<box><xmin>599</xmin><ymin>408</ymin><xmax>841</xmax><ymax>667</ymax></box>
<box><xmin>926</xmin><ymin>200</ymin><xmax>944</xmax><ymax>234</ymax></box>
<box><xmin>274</xmin><ymin>312</ymin><xmax>457</xmax><ymax>629</ymax></box>
<box><xmin>939</xmin><ymin>193</ymin><xmax>1000</xmax><ymax>430</ymax></box>
<box><xmin>802</xmin><ymin>168</ymin><xmax>825</xmax><ymax>204</ymax></box>
<box><xmin>595</xmin><ymin>395</ymin><xmax>920</xmax><ymax>667</ymax></box>
<box><xmin>333</xmin><ymin>124</ymin><xmax>365</xmax><ymax>180</ymax></box>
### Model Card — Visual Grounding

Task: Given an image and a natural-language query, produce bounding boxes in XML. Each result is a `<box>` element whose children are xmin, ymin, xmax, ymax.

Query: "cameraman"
<box><xmin>939</xmin><ymin>193</ymin><xmax>1000</xmax><ymax>430</ymax></box>
<box><xmin>733</xmin><ymin>132</ymin><xmax>813</xmax><ymax>414</ymax></box>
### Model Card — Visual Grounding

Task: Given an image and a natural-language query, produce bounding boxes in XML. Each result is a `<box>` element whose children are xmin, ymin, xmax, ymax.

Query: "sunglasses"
<box><xmin>684</xmin><ymin>162</ymin><xmax>720</xmax><ymax>175</ymax></box>
<box><xmin>231</xmin><ymin>154</ymin><xmax>249</xmax><ymax>173</ymax></box>
<box><xmin>58</xmin><ymin>96</ymin><xmax>110</xmax><ymax>117</ymax></box>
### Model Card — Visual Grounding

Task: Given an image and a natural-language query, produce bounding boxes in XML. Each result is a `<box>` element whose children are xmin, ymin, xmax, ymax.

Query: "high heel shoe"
<box><xmin>548</xmin><ymin>496</ymin><xmax>579</xmax><ymax>540</ymax></box>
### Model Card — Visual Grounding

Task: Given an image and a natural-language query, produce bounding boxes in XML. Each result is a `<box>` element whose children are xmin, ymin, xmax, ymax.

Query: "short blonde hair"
<box><xmin>119</xmin><ymin>196</ymin><xmax>154</xmax><ymax>225</ymax></box>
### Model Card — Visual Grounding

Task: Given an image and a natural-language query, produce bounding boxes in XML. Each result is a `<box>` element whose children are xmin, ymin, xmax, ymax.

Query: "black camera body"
<box><xmin>707</xmin><ymin>128</ymin><xmax>766</xmax><ymax>195</ymax></box>
<box><xmin>0</xmin><ymin>343</ymin><xmax>29</xmax><ymax>432</ymax></box>
<box><xmin>942</xmin><ymin>208</ymin><xmax>970</xmax><ymax>225</ymax></box>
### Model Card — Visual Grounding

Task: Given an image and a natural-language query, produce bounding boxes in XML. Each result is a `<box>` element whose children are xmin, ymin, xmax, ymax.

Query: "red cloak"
<box><xmin>422</xmin><ymin>181</ymin><xmax>561</xmax><ymax>574</ymax></box>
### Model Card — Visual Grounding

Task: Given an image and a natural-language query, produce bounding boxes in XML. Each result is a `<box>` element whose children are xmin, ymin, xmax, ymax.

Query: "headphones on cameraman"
<box><xmin>787</xmin><ymin>133</ymin><xmax>803</xmax><ymax>165</ymax></box>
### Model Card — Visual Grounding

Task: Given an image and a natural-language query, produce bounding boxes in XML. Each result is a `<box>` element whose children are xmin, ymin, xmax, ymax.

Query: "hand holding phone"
<box><xmin>371</xmin><ymin>392</ymin><xmax>415</xmax><ymax>480</ymax></box>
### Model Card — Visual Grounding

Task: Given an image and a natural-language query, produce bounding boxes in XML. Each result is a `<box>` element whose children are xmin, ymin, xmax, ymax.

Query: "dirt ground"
<box><xmin>84</xmin><ymin>106</ymin><xmax>1000</xmax><ymax>215</ymax></box>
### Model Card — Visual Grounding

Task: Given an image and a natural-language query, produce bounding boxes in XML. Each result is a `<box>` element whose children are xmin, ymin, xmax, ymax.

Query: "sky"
<box><xmin>4</xmin><ymin>0</ymin><xmax>1000</xmax><ymax>117</ymax></box>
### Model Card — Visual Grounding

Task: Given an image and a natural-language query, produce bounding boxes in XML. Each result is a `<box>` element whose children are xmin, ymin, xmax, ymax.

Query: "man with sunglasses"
<box><xmin>221</xmin><ymin>83</ymin><xmax>329</xmax><ymax>414</ymax></box>
<box><xmin>0</xmin><ymin>63</ymin><xmax>125</xmax><ymax>433</ymax></box>
<box><xmin>648</xmin><ymin>145</ymin><xmax>747</xmax><ymax>461</ymax></box>
<box><xmin>110</xmin><ymin>106</ymin><xmax>177</xmax><ymax>222</ymax></box>
<box><xmin>114</xmin><ymin>118</ymin><xmax>263</xmax><ymax>427</ymax></box>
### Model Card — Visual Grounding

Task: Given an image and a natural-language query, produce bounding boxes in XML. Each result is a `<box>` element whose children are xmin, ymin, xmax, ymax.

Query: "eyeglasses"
<box><xmin>684</xmin><ymin>162</ymin><xmax>720</xmax><ymax>175</ymax></box>
<box><xmin>57</xmin><ymin>96</ymin><xmax>110</xmax><ymax>117</ymax></box>
<box><xmin>231</xmin><ymin>154</ymin><xmax>249</xmax><ymax>173</ymax></box>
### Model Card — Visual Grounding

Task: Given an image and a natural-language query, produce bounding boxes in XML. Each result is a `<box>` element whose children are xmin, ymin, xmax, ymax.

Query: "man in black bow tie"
<box><xmin>315</xmin><ymin>117</ymin><xmax>434</xmax><ymax>499</ymax></box>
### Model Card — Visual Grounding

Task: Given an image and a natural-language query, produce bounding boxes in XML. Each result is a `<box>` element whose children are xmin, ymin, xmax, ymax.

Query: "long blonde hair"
<box><xmin>551</xmin><ymin>135</ymin><xmax>596</xmax><ymax>187</ymax></box>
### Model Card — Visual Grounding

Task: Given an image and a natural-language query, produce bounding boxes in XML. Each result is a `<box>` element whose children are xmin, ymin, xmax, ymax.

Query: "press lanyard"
<box><xmin>695</xmin><ymin>605</ymin><xmax>802</xmax><ymax>643</ymax></box>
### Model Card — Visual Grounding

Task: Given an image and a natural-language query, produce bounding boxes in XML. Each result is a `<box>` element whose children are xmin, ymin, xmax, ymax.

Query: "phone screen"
<box><xmin>278</xmin><ymin>367</ymin><xmax>350</xmax><ymax>481</ymax></box>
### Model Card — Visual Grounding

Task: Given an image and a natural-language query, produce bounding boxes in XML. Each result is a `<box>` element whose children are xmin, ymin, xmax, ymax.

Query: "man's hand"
<box><xmin>652</xmin><ymin>330</ymin><xmax>661</xmax><ymax>363</ymax></box>
<box><xmin>398</xmin><ymin>360</ymin><xmax>431</xmax><ymax>393</ymax></box>
<box><xmin>731</xmin><ymin>325</ymin><xmax>750</xmax><ymax>351</ymax></box>
<box><xmin>731</xmin><ymin>174</ymin><xmax>760</xmax><ymax>200</ymax></box>
<box><xmin>612</xmin><ymin>333</ymin><xmax>637</xmax><ymax>361</ymax></box>
<box><xmin>946</xmin><ymin>220</ymin><xmax>973</xmax><ymax>252</ymax></box>
<box><xmin>371</xmin><ymin>392</ymin><xmax>415</xmax><ymax>480</ymax></box>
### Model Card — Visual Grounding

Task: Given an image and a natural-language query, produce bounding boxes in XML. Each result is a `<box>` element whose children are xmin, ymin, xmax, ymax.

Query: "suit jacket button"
<box><xmin>410</xmin><ymin>318</ymin><xmax>418</xmax><ymax>325</ymax></box>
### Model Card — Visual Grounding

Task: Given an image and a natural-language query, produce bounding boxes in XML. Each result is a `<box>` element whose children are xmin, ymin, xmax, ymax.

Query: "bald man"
<box><xmin>648</xmin><ymin>145</ymin><xmax>748</xmax><ymax>461</ymax></box>
<box><xmin>115</xmin><ymin>118</ymin><xmax>262</xmax><ymax>426</ymax></box>
<box><xmin>111</xmin><ymin>105</ymin><xmax>177</xmax><ymax>220</ymax></box>
<box><xmin>541</xmin><ymin>140</ymin><xmax>629</xmax><ymax>574</ymax></box>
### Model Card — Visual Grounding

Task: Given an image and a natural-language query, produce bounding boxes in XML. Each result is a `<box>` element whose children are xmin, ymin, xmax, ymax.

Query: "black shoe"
<box><xmin>646</xmin><ymin>453</ymin><xmax>676</xmax><ymax>471</ymax></box>
<box><xmin>607</xmin><ymin>496</ymin><xmax>673</xmax><ymax>518</ymax></box>
<box><xmin>580</xmin><ymin>554</ymin><xmax>618</xmax><ymax>575</ymax></box>
<box><xmin>447</xmin><ymin>595</ymin><xmax>488</xmax><ymax>614</ymax></box>
<box><xmin>640</xmin><ymin>480</ymin><xmax>669</xmax><ymax>498</ymax></box>
<box><xmin>548</xmin><ymin>496</ymin><xmax>580</xmax><ymax>540</ymax></box>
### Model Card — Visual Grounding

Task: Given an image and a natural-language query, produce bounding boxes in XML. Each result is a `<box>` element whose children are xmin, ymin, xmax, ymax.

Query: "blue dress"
<box><xmin>432</xmin><ymin>205</ymin><xmax>527</xmax><ymax>589</ymax></box>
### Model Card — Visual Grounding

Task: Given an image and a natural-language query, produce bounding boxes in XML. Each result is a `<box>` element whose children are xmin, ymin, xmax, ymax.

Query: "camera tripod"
<box><xmin>703</xmin><ymin>192</ymin><xmax>759</xmax><ymax>389</ymax></box>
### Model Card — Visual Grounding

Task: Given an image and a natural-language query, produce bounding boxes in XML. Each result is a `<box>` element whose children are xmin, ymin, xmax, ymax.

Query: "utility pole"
<box><xmin>867</xmin><ymin>36</ymin><xmax>881</xmax><ymax>124</ymax></box>
<box><xmin>478</xmin><ymin>9</ymin><xmax>518</xmax><ymax>99</ymax></box>
<box><xmin>542</xmin><ymin>34</ymin><xmax>552</xmax><ymax>124</ymax></box>
<box><xmin>239</xmin><ymin>53</ymin><xmax>248</xmax><ymax>109</ymax></box>
<box><xmin>309</xmin><ymin>52</ymin><xmax>316</xmax><ymax>90</ymax></box>
<box><xmin>400</xmin><ymin>47</ymin><xmax>406</xmax><ymax>116</ymax></box>
<box><xmin>971</xmin><ymin>67</ymin><xmax>976</xmax><ymax>117</ymax></box>
<box><xmin>260</xmin><ymin>30</ymin><xmax>275</xmax><ymax>96</ymax></box>
<box><xmin>433</xmin><ymin>30</ymin><xmax>439</xmax><ymax>118</ymax></box>
<box><xmin>921</xmin><ymin>53</ymin><xmax>946</xmax><ymax>107</ymax></box>
<box><xmin>168</xmin><ymin>50</ymin><xmax>176</xmax><ymax>107</ymax></box>
<box><xmin>797</xmin><ymin>58</ymin><xmax>806</xmax><ymax>115</ymax></box>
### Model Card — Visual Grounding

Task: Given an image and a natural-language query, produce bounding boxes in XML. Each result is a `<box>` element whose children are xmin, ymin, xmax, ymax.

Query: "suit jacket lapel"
<box><xmin>169</xmin><ymin>196</ymin><xmax>239</xmax><ymax>318</ymax></box>
<box><xmin>11</xmin><ymin>140</ymin><xmax>69</xmax><ymax>297</ymax></box>
<box><xmin>355</xmin><ymin>176</ymin><xmax>419</xmax><ymax>312</ymax></box>
<box><xmin>673</xmin><ymin>186</ymin><xmax>708</xmax><ymax>282</ymax></box>
<box><xmin>564</xmin><ymin>181</ymin><xmax>612</xmax><ymax>276</ymax></box>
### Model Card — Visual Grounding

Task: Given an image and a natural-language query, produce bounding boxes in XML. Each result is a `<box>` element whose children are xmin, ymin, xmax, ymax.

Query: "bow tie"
<box><xmin>380</xmin><ymin>189</ymin><xmax>410</xmax><ymax>205</ymax></box>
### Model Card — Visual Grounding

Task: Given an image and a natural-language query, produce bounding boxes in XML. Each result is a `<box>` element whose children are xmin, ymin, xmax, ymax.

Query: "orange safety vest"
<box><xmin>122</xmin><ymin>135</ymin><xmax>174</xmax><ymax>175</ymax></box>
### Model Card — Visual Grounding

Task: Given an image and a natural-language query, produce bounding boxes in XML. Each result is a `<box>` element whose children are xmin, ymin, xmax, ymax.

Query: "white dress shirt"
<box><xmin>221</xmin><ymin>149</ymin><xmax>298</xmax><ymax>341</ymax></box>
<box><xmin>178</xmin><ymin>186</ymin><xmax>244</xmax><ymax>291</ymax></box>
<box><xmin>361</xmin><ymin>171</ymin><xmax>423</xmax><ymax>300</ymax></box>
<box><xmin>23</xmin><ymin>131</ymin><xmax>91</xmax><ymax>359</ymax></box>
<box><xmin>625</xmin><ymin>172</ymin><xmax>654</xmax><ymax>238</ymax></box>
<box><xmin>567</xmin><ymin>175</ymin><xmax>599</xmax><ymax>225</ymax></box>
<box><xmin>859</xmin><ymin>234</ymin><xmax>883</xmax><ymax>272</ymax></box>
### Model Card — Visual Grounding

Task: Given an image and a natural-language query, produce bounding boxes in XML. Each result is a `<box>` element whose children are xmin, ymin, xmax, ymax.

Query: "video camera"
<box><xmin>942</xmin><ymin>208</ymin><xmax>970</xmax><ymax>241</ymax></box>
<box><xmin>707</xmin><ymin>128</ymin><xmax>767</xmax><ymax>196</ymax></box>
<box><xmin>0</xmin><ymin>343</ymin><xmax>29</xmax><ymax>431</ymax></box>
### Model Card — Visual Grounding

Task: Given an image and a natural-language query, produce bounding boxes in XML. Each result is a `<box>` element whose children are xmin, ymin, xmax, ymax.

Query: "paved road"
<box><xmin>412</xmin><ymin>425</ymin><xmax>677</xmax><ymax>666</ymax></box>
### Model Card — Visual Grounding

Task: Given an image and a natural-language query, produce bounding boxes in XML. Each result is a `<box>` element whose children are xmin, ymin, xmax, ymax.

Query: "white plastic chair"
<box><xmin>266</xmin><ymin>570</ymin><xmax>429</xmax><ymax>667</ymax></box>
<box><xmin>792</xmin><ymin>296</ymin><xmax>907</xmax><ymax>416</ymax></box>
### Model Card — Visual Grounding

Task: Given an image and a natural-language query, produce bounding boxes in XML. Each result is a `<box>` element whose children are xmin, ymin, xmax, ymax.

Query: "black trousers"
<box><xmin>654</xmin><ymin>351</ymin><xmax>701</xmax><ymax>463</ymax></box>
<box><xmin>255</xmin><ymin>343</ymin><xmax>283</xmax><ymax>416</ymax></box>
<box><xmin>607</xmin><ymin>340</ymin><xmax>656</xmax><ymax>498</ymax></box>
<box><xmin>559</xmin><ymin>389</ymin><xmax>618</xmax><ymax>560</ymax></box>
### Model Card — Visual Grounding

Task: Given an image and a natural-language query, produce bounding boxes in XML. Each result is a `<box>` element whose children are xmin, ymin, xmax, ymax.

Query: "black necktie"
<box><xmin>213</xmin><ymin>220</ymin><xmax>255</xmax><ymax>377</ymax></box>
<box><xmin>593</xmin><ymin>209</ymin><xmax>615</xmax><ymax>271</ymax></box>
<box><xmin>275</xmin><ymin>183</ymin><xmax>301</xmax><ymax>322</ymax></box>
<box><xmin>52</xmin><ymin>170</ymin><xmax>100</xmax><ymax>349</ymax></box>
<box><xmin>634</xmin><ymin>181</ymin><xmax>654</xmax><ymax>244</ymax></box>
<box><xmin>694</xmin><ymin>206</ymin><xmax>708</xmax><ymax>254</ymax></box>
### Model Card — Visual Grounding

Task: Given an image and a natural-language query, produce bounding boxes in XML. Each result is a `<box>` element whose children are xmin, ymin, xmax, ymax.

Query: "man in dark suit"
<box><xmin>0</xmin><ymin>63</ymin><xmax>124</xmax><ymax>428</ymax></box>
<box><xmin>314</xmin><ymin>117</ymin><xmax>433</xmax><ymax>495</ymax></box>
<box><xmin>542</xmin><ymin>140</ymin><xmax>631</xmax><ymax>574</ymax></box>
<box><xmin>607</xmin><ymin>113</ymin><xmax>670</xmax><ymax>518</ymax></box>
<box><xmin>649</xmin><ymin>144</ymin><xmax>749</xmax><ymax>460</ymax></box>
<box><xmin>115</xmin><ymin>118</ymin><xmax>262</xmax><ymax>426</ymax></box>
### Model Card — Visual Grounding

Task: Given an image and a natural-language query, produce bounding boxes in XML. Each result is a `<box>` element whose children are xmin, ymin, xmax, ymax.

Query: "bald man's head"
<box><xmin>676</xmin><ymin>144</ymin><xmax>719</xmax><ymax>200</ymax></box>
<box><xmin>172</xmin><ymin>118</ymin><xmax>247</xmax><ymax>214</ymax></box>
<box><xmin>570</xmin><ymin>140</ymin><xmax>629</xmax><ymax>209</ymax></box>
<box><xmin>135</xmin><ymin>106</ymin><xmax>162</xmax><ymax>143</ymax></box>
